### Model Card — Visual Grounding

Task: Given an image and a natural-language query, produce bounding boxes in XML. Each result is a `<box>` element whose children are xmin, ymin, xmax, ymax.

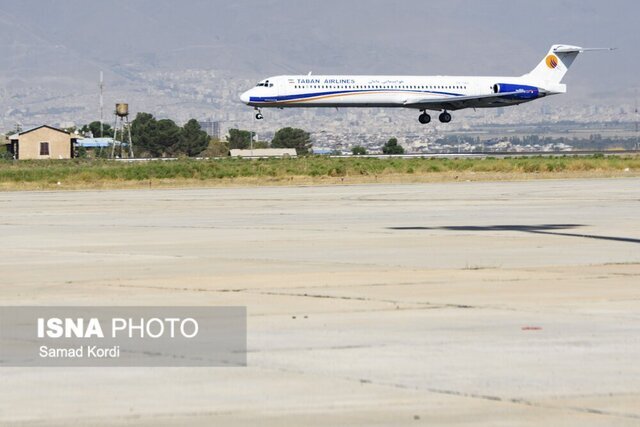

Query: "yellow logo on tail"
<box><xmin>546</xmin><ymin>55</ymin><xmax>559</xmax><ymax>69</ymax></box>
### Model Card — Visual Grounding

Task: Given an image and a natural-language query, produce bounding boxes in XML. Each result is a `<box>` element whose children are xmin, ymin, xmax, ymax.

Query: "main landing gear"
<box><xmin>254</xmin><ymin>108</ymin><xmax>264</xmax><ymax>120</ymax></box>
<box><xmin>439</xmin><ymin>111</ymin><xmax>452</xmax><ymax>123</ymax></box>
<box><xmin>418</xmin><ymin>110</ymin><xmax>452</xmax><ymax>124</ymax></box>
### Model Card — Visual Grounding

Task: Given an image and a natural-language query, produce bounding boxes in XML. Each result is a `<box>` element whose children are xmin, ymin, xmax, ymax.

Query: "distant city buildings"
<box><xmin>198</xmin><ymin>121</ymin><xmax>221</xmax><ymax>140</ymax></box>
<box><xmin>1</xmin><ymin>68</ymin><xmax>638</xmax><ymax>155</ymax></box>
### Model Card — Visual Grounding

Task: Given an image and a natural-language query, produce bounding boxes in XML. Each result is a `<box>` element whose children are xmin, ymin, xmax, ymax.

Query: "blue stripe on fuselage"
<box><xmin>249</xmin><ymin>89</ymin><xmax>464</xmax><ymax>103</ymax></box>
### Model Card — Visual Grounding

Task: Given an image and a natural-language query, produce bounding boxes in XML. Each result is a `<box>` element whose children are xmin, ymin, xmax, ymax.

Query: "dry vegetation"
<box><xmin>1</xmin><ymin>155</ymin><xmax>639</xmax><ymax>190</ymax></box>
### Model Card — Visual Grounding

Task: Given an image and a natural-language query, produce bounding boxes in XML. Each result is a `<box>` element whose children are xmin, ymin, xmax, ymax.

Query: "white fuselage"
<box><xmin>238</xmin><ymin>44</ymin><xmax>601</xmax><ymax>123</ymax></box>
<box><xmin>240</xmin><ymin>75</ymin><xmax>559</xmax><ymax>111</ymax></box>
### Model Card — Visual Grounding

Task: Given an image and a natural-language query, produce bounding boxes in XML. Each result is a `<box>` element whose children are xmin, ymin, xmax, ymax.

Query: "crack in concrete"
<box><xmin>254</xmin><ymin>290</ymin><xmax>476</xmax><ymax>310</ymax></box>
<box><xmin>254</xmin><ymin>364</ymin><xmax>640</xmax><ymax>421</ymax></box>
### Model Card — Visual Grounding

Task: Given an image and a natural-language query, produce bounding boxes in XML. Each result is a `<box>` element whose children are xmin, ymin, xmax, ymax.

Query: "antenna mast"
<box><xmin>99</xmin><ymin>71</ymin><xmax>105</xmax><ymax>137</ymax></box>
<box><xmin>635</xmin><ymin>90</ymin><xmax>639</xmax><ymax>151</ymax></box>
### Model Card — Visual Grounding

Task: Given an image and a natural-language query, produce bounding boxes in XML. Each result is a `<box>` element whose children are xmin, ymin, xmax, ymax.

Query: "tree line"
<box><xmin>352</xmin><ymin>138</ymin><xmax>405</xmax><ymax>155</ymax></box>
<box><xmin>225</xmin><ymin>128</ymin><xmax>312</xmax><ymax>154</ymax></box>
<box><xmin>130</xmin><ymin>113</ymin><xmax>209</xmax><ymax>157</ymax></box>
<box><xmin>80</xmin><ymin>113</ymin><xmax>312</xmax><ymax>157</ymax></box>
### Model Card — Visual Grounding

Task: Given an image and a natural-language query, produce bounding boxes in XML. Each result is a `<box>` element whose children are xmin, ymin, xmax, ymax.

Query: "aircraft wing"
<box><xmin>403</xmin><ymin>91</ymin><xmax>538</xmax><ymax>111</ymax></box>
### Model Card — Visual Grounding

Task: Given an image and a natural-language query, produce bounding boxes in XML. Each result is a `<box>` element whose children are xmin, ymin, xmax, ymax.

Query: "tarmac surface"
<box><xmin>1</xmin><ymin>178</ymin><xmax>639</xmax><ymax>426</ymax></box>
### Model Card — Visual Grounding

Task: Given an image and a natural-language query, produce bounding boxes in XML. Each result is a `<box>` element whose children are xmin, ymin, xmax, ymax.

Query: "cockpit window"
<box><xmin>256</xmin><ymin>80</ymin><xmax>274</xmax><ymax>88</ymax></box>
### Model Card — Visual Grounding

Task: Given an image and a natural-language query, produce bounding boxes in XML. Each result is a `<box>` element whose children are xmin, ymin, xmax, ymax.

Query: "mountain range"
<box><xmin>0</xmin><ymin>0</ymin><xmax>638</xmax><ymax>130</ymax></box>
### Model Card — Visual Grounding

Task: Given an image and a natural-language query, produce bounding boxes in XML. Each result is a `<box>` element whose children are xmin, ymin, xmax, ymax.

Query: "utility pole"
<box><xmin>99</xmin><ymin>71</ymin><xmax>104</xmax><ymax>137</ymax></box>
<box><xmin>635</xmin><ymin>91</ymin><xmax>639</xmax><ymax>151</ymax></box>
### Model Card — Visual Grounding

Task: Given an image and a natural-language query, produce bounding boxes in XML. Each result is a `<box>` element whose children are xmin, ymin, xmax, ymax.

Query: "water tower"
<box><xmin>111</xmin><ymin>103</ymin><xmax>134</xmax><ymax>158</ymax></box>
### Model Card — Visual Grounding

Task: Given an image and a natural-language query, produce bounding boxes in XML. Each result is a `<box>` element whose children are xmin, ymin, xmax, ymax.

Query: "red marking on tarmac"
<box><xmin>522</xmin><ymin>326</ymin><xmax>543</xmax><ymax>331</ymax></box>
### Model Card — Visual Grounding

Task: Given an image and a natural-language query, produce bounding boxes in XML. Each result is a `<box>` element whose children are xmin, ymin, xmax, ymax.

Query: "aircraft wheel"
<box><xmin>255</xmin><ymin>113</ymin><xmax>264</xmax><ymax>120</ymax></box>
<box><xmin>439</xmin><ymin>112</ymin><xmax>452</xmax><ymax>123</ymax></box>
<box><xmin>418</xmin><ymin>113</ymin><xmax>431</xmax><ymax>124</ymax></box>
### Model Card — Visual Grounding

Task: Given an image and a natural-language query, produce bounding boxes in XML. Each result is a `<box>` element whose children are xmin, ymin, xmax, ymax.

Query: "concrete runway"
<box><xmin>1</xmin><ymin>178</ymin><xmax>639</xmax><ymax>426</ymax></box>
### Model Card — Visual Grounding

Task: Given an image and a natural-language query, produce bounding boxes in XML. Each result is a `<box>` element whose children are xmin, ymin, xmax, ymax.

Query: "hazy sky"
<box><xmin>0</xmin><ymin>0</ymin><xmax>638</xmax><ymax>102</ymax></box>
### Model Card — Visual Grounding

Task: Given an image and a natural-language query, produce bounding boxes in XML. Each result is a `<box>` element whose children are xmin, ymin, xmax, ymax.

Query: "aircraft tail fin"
<box><xmin>523</xmin><ymin>44</ymin><xmax>614</xmax><ymax>84</ymax></box>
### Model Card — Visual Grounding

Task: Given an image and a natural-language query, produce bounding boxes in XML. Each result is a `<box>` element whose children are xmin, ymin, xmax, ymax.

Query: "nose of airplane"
<box><xmin>240</xmin><ymin>91</ymin><xmax>250</xmax><ymax>104</ymax></box>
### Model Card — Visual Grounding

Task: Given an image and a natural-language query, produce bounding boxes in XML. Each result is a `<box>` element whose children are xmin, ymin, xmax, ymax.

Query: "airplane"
<box><xmin>239</xmin><ymin>44</ymin><xmax>613</xmax><ymax>124</ymax></box>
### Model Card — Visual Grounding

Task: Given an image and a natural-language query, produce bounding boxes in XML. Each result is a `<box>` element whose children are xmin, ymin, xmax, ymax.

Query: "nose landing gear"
<box><xmin>254</xmin><ymin>108</ymin><xmax>264</xmax><ymax>120</ymax></box>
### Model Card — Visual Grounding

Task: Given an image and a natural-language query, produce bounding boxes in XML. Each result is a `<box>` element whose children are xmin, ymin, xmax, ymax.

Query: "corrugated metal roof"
<box><xmin>76</xmin><ymin>138</ymin><xmax>113</xmax><ymax>148</ymax></box>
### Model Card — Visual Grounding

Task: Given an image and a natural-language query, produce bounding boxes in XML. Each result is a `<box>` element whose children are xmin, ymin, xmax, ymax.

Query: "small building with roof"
<box><xmin>8</xmin><ymin>125</ymin><xmax>77</xmax><ymax>160</ymax></box>
<box><xmin>229</xmin><ymin>149</ymin><xmax>297</xmax><ymax>158</ymax></box>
